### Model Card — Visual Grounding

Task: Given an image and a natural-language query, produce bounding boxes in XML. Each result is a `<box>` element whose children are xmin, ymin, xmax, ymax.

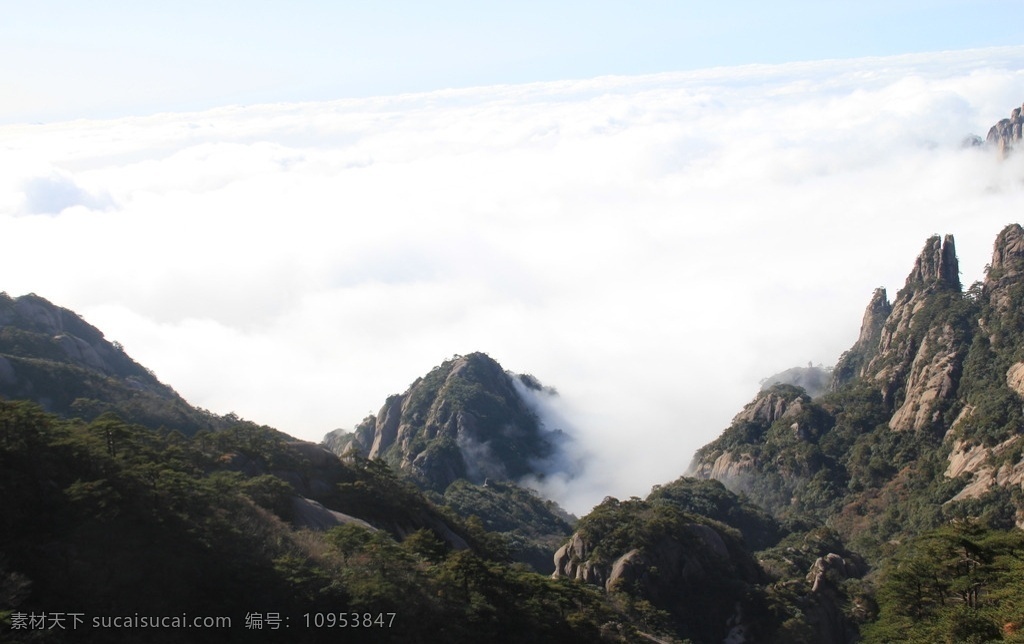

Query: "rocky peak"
<box><xmin>986</xmin><ymin>103</ymin><xmax>1024</xmax><ymax>154</ymax></box>
<box><xmin>905</xmin><ymin>234</ymin><xmax>959</xmax><ymax>291</ymax></box>
<box><xmin>983</xmin><ymin>223</ymin><xmax>1024</xmax><ymax>313</ymax></box>
<box><xmin>324</xmin><ymin>352</ymin><xmax>566</xmax><ymax>492</ymax></box>
<box><xmin>858</xmin><ymin>235</ymin><xmax>966</xmax><ymax>430</ymax></box>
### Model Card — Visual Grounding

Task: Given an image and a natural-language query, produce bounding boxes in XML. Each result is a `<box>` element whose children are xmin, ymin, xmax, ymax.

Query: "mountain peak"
<box><xmin>906</xmin><ymin>234</ymin><xmax>959</xmax><ymax>291</ymax></box>
<box><xmin>832</xmin><ymin>233</ymin><xmax>958</xmax><ymax>398</ymax></box>
<box><xmin>325</xmin><ymin>352</ymin><xmax>567</xmax><ymax>492</ymax></box>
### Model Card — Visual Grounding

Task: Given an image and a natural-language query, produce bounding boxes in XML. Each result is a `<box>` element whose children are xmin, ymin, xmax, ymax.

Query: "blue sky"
<box><xmin>3</xmin><ymin>1</ymin><xmax>1022</xmax><ymax>123</ymax></box>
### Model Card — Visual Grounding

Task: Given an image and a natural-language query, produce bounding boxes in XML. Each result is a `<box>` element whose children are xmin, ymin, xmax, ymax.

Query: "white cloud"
<box><xmin>3</xmin><ymin>47</ymin><xmax>1024</xmax><ymax>514</ymax></box>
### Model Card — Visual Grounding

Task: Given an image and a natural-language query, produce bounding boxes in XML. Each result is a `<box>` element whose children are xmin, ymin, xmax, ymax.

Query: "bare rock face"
<box><xmin>552</xmin><ymin>533</ymin><xmax>607</xmax><ymax>586</ymax></box>
<box><xmin>290</xmin><ymin>496</ymin><xmax>377</xmax><ymax>531</ymax></box>
<box><xmin>945</xmin><ymin>438</ymin><xmax>993</xmax><ymax>480</ymax></box>
<box><xmin>688</xmin><ymin>385</ymin><xmax>817</xmax><ymax>489</ymax></box>
<box><xmin>806</xmin><ymin>553</ymin><xmax>866</xmax><ymax>593</ymax></box>
<box><xmin>945</xmin><ymin>436</ymin><xmax>1024</xmax><ymax>512</ymax></box>
<box><xmin>887</xmin><ymin>323</ymin><xmax>961</xmax><ymax>431</ymax></box>
<box><xmin>733</xmin><ymin>390</ymin><xmax>792</xmax><ymax>426</ymax></box>
<box><xmin>857</xmin><ymin>288</ymin><xmax>892</xmax><ymax>347</ymax></box>
<box><xmin>689</xmin><ymin>451</ymin><xmax>757</xmax><ymax>481</ymax></box>
<box><xmin>904</xmin><ymin>233</ymin><xmax>960</xmax><ymax>290</ymax></box>
<box><xmin>983</xmin><ymin>224</ymin><xmax>1024</xmax><ymax>317</ymax></box>
<box><xmin>867</xmin><ymin>238</ymin><xmax>955</xmax><ymax>382</ymax></box>
<box><xmin>987</xmin><ymin>104</ymin><xmax>1024</xmax><ymax>155</ymax></box>
<box><xmin>945</xmin><ymin>362</ymin><xmax>1024</xmax><ymax>512</ymax></box>
<box><xmin>1008</xmin><ymin>361</ymin><xmax>1024</xmax><ymax>399</ymax></box>
<box><xmin>369</xmin><ymin>394</ymin><xmax>404</xmax><ymax>459</ymax></box>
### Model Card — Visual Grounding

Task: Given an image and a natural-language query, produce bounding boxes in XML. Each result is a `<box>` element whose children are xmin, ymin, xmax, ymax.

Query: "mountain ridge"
<box><xmin>0</xmin><ymin>291</ymin><xmax>224</xmax><ymax>433</ymax></box>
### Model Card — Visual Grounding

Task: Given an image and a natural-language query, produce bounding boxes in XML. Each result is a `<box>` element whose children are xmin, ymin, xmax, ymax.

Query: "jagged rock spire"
<box><xmin>905</xmin><ymin>234</ymin><xmax>959</xmax><ymax>291</ymax></box>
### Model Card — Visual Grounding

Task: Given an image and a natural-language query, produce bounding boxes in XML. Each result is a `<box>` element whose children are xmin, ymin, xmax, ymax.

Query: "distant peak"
<box><xmin>987</xmin><ymin>103</ymin><xmax>1024</xmax><ymax>154</ymax></box>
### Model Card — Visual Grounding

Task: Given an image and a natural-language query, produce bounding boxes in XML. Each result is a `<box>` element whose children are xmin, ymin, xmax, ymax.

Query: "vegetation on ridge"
<box><xmin>0</xmin><ymin>399</ymin><xmax>641</xmax><ymax>643</ymax></box>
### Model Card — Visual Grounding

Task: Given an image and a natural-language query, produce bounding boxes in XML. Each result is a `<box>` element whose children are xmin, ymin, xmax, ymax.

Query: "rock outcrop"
<box><xmin>689</xmin><ymin>450</ymin><xmax>756</xmax><ymax>482</ymax></box>
<box><xmin>689</xmin><ymin>384</ymin><xmax>825</xmax><ymax>480</ymax></box>
<box><xmin>987</xmin><ymin>103</ymin><xmax>1024</xmax><ymax>154</ymax></box>
<box><xmin>1007</xmin><ymin>362</ymin><xmax>1024</xmax><ymax>398</ymax></box>
<box><xmin>945</xmin><ymin>436</ymin><xmax>1024</xmax><ymax>516</ymax></box>
<box><xmin>886</xmin><ymin>321</ymin><xmax>961</xmax><ymax>431</ymax></box>
<box><xmin>553</xmin><ymin>524</ymin><xmax>746</xmax><ymax>596</ymax></box>
<box><xmin>553</xmin><ymin>502</ymin><xmax>765</xmax><ymax>642</ymax></box>
<box><xmin>982</xmin><ymin>223</ymin><xmax>1024</xmax><ymax>318</ymax></box>
<box><xmin>801</xmin><ymin>553</ymin><xmax>868</xmax><ymax>644</ymax></box>
<box><xmin>289</xmin><ymin>496</ymin><xmax>377</xmax><ymax>531</ymax></box>
<box><xmin>733</xmin><ymin>388</ymin><xmax>797</xmax><ymax>426</ymax></box>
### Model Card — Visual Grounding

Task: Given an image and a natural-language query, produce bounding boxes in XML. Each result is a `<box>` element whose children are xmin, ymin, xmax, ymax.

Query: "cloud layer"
<box><xmin>3</xmin><ymin>47</ymin><xmax>1024</xmax><ymax>513</ymax></box>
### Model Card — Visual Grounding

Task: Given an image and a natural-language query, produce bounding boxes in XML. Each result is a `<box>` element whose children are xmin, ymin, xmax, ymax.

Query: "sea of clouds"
<box><xmin>3</xmin><ymin>47</ymin><xmax>1024</xmax><ymax>514</ymax></box>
